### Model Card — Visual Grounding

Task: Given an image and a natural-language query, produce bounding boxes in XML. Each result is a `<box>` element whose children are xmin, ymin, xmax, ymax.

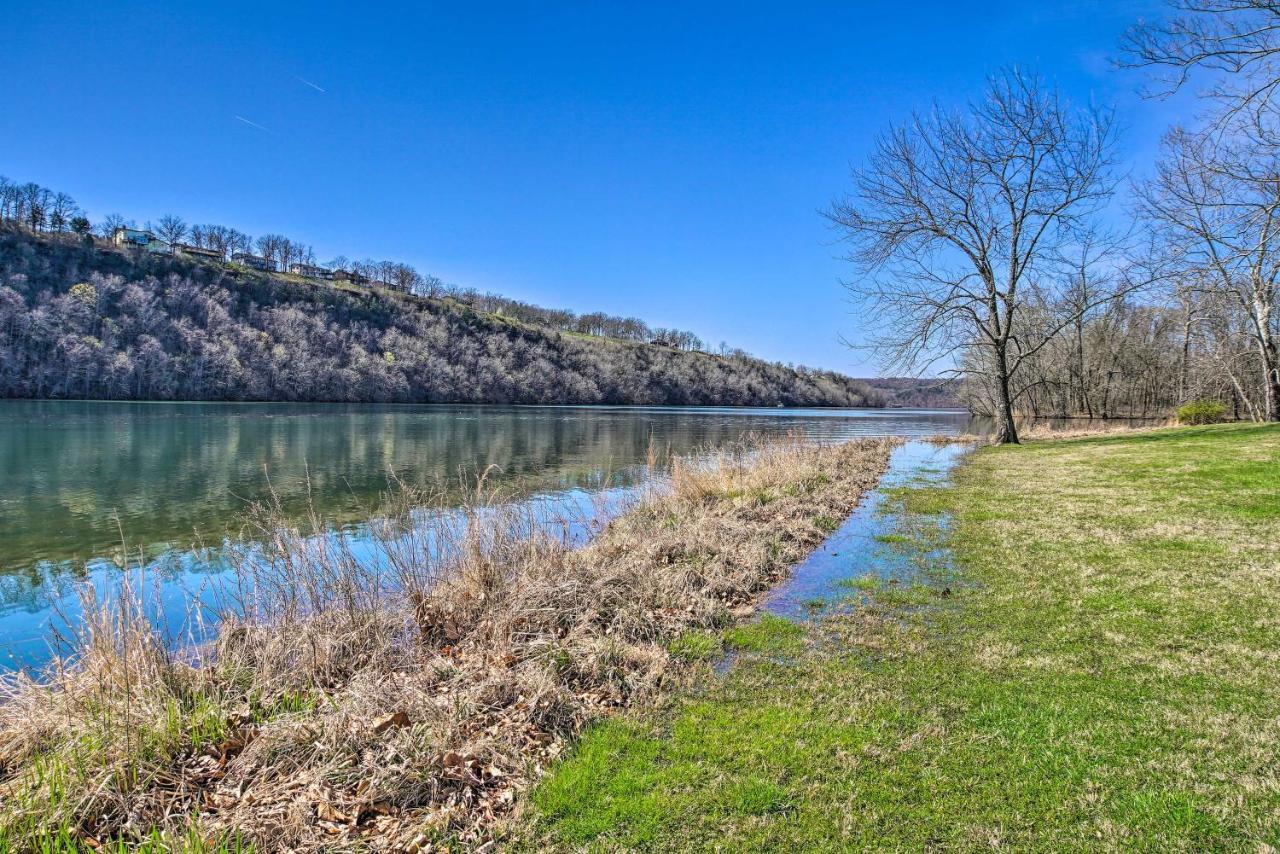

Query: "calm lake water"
<box><xmin>0</xmin><ymin>401</ymin><xmax>976</xmax><ymax>670</ymax></box>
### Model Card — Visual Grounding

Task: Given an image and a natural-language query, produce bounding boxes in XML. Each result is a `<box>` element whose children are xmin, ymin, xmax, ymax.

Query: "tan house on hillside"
<box><xmin>231</xmin><ymin>252</ymin><xmax>272</xmax><ymax>271</ymax></box>
<box><xmin>333</xmin><ymin>269</ymin><xmax>369</xmax><ymax>285</ymax></box>
<box><xmin>175</xmin><ymin>244</ymin><xmax>222</xmax><ymax>263</ymax></box>
<box><xmin>289</xmin><ymin>263</ymin><xmax>333</xmax><ymax>280</ymax></box>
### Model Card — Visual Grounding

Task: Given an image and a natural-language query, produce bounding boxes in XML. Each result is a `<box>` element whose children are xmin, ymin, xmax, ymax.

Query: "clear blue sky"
<box><xmin>2</xmin><ymin>1</ymin><xmax>1183</xmax><ymax>375</ymax></box>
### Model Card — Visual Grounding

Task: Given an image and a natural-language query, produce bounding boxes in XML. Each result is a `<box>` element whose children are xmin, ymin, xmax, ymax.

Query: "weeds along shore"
<box><xmin>0</xmin><ymin>435</ymin><xmax>899</xmax><ymax>851</ymax></box>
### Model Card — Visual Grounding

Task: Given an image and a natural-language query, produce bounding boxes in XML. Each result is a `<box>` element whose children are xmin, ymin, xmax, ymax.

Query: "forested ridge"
<box><xmin>0</xmin><ymin>229</ymin><xmax>881</xmax><ymax>406</ymax></box>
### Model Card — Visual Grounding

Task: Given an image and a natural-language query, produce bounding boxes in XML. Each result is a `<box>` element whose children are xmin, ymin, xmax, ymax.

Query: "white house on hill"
<box><xmin>111</xmin><ymin>227</ymin><xmax>171</xmax><ymax>255</ymax></box>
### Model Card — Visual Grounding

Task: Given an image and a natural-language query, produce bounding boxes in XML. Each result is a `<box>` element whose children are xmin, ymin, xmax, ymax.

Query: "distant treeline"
<box><xmin>858</xmin><ymin>377</ymin><xmax>963</xmax><ymax>409</ymax></box>
<box><xmin>0</xmin><ymin>229</ymin><xmax>883</xmax><ymax>407</ymax></box>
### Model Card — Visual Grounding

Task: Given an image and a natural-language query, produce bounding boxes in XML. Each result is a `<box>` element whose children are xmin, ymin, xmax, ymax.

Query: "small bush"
<box><xmin>1177</xmin><ymin>400</ymin><xmax>1227</xmax><ymax>425</ymax></box>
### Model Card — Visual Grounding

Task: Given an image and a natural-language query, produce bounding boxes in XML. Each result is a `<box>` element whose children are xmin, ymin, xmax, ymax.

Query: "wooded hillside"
<box><xmin>857</xmin><ymin>377</ymin><xmax>962</xmax><ymax>409</ymax></box>
<box><xmin>0</xmin><ymin>230</ymin><xmax>882</xmax><ymax>407</ymax></box>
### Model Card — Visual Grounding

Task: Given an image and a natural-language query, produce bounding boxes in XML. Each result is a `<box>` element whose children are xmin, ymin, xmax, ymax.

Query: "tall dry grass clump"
<box><xmin>0</xmin><ymin>435</ymin><xmax>899</xmax><ymax>851</ymax></box>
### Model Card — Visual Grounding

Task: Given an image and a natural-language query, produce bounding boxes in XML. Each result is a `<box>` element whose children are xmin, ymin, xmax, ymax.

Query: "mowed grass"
<box><xmin>526</xmin><ymin>423</ymin><xmax>1280</xmax><ymax>851</ymax></box>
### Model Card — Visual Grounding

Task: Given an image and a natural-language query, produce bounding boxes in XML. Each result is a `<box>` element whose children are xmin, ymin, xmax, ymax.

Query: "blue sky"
<box><xmin>2</xmin><ymin>1</ymin><xmax>1185</xmax><ymax>374</ymax></box>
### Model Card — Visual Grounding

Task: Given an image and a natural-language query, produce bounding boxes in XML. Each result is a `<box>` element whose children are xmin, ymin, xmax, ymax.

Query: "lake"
<box><xmin>0</xmin><ymin>401</ymin><xmax>976</xmax><ymax>670</ymax></box>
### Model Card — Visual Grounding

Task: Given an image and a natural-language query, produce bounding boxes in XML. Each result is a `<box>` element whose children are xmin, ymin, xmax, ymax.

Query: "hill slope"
<box><xmin>858</xmin><ymin>377</ymin><xmax>963</xmax><ymax>409</ymax></box>
<box><xmin>0</xmin><ymin>230</ymin><xmax>881</xmax><ymax>407</ymax></box>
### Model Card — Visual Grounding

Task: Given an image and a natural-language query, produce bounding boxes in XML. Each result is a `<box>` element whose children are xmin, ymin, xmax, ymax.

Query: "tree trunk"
<box><xmin>994</xmin><ymin>344</ymin><xmax>1020</xmax><ymax>444</ymax></box>
<box><xmin>1262</xmin><ymin>336</ymin><xmax>1280</xmax><ymax>422</ymax></box>
<box><xmin>1249</xmin><ymin>289</ymin><xmax>1280</xmax><ymax>422</ymax></box>
<box><xmin>1179</xmin><ymin>309</ymin><xmax>1192</xmax><ymax>403</ymax></box>
<box><xmin>1223</xmin><ymin>359</ymin><xmax>1261</xmax><ymax>422</ymax></box>
<box><xmin>1075</xmin><ymin>318</ymin><xmax>1091</xmax><ymax>417</ymax></box>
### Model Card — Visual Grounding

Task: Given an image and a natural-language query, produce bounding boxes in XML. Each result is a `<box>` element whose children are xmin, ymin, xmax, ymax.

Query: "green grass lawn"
<box><xmin>525</xmin><ymin>424</ymin><xmax>1280</xmax><ymax>851</ymax></box>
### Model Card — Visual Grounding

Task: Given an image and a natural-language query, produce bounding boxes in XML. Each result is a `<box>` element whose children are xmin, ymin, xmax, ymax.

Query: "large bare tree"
<box><xmin>1139</xmin><ymin>126</ymin><xmax>1280</xmax><ymax>420</ymax></box>
<box><xmin>827</xmin><ymin>70</ymin><xmax>1121</xmax><ymax>443</ymax></box>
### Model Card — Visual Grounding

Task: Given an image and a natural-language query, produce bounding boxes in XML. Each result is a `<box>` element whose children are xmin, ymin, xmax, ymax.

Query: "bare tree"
<box><xmin>199</xmin><ymin>224</ymin><xmax>237</xmax><ymax>260</ymax></box>
<box><xmin>229</xmin><ymin>229</ymin><xmax>253</xmax><ymax>255</ymax></box>
<box><xmin>256</xmin><ymin>234</ymin><xmax>287</xmax><ymax>271</ymax></box>
<box><xmin>414</xmin><ymin>272</ymin><xmax>445</xmax><ymax>298</ymax></box>
<box><xmin>826</xmin><ymin>70</ymin><xmax>1122</xmax><ymax>443</ymax></box>
<box><xmin>97</xmin><ymin>213</ymin><xmax>127</xmax><ymax>238</ymax></box>
<box><xmin>0</xmin><ymin>176</ymin><xmax>12</xmax><ymax>222</ymax></box>
<box><xmin>154</xmin><ymin>214</ymin><xmax>188</xmax><ymax>246</ymax></box>
<box><xmin>384</xmin><ymin>262</ymin><xmax>421</xmax><ymax>294</ymax></box>
<box><xmin>1139</xmin><ymin>126</ymin><xmax>1280</xmax><ymax>419</ymax></box>
<box><xmin>20</xmin><ymin>183</ymin><xmax>50</xmax><ymax>231</ymax></box>
<box><xmin>1122</xmin><ymin>1</ymin><xmax>1280</xmax><ymax>130</ymax></box>
<box><xmin>274</xmin><ymin>238</ymin><xmax>309</xmax><ymax>272</ymax></box>
<box><xmin>48</xmin><ymin>193</ymin><xmax>79</xmax><ymax>232</ymax></box>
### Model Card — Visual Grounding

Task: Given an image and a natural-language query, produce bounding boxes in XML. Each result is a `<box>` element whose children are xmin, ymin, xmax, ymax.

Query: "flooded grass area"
<box><xmin>528</xmin><ymin>424</ymin><xmax>1280</xmax><ymax>850</ymax></box>
<box><xmin>761</xmin><ymin>440</ymin><xmax>967</xmax><ymax>621</ymax></box>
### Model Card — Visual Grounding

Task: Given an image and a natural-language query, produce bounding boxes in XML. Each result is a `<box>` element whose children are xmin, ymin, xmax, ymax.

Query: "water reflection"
<box><xmin>0</xmin><ymin>401</ymin><xmax>977</xmax><ymax>670</ymax></box>
<box><xmin>1</xmin><ymin>402</ymin><xmax>976</xmax><ymax>573</ymax></box>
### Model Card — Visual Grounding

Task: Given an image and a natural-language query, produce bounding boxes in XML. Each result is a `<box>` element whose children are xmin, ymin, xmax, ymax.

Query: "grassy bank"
<box><xmin>0</xmin><ymin>436</ymin><xmax>897</xmax><ymax>851</ymax></box>
<box><xmin>529</xmin><ymin>423</ymin><xmax>1280</xmax><ymax>850</ymax></box>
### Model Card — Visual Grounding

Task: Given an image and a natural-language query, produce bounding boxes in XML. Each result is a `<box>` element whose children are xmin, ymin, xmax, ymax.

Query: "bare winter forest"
<box><xmin>826</xmin><ymin>4</ymin><xmax>1280</xmax><ymax>441</ymax></box>
<box><xmin>0</xmin><ymin>227</ymin><xmax>880</xmax><ymax>407</ymax></box>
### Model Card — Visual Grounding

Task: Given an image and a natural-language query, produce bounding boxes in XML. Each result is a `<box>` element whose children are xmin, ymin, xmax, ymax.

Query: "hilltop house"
<box><xmin>333</xmin><ymin>269</ymin><xmax>369</xmax><ymax>285</ymax></box>
<box><xmin>175</xmin><ymin>244</ymin><xmax>222</xmax><ymax>263</ymax></box>
<box><xmin>111</xmin><ymin>227</ymin><xmax>171</xmax><ymax>255</ymax></box>
<box><xmin>231</xmin><ymin>252</ymin><xmax>272</xmax><ymax>271</ymax></box>
<box><xmin>289</xmin><ymin>263</ymin><xmax>333</xmax><ymax>280</ymax></box>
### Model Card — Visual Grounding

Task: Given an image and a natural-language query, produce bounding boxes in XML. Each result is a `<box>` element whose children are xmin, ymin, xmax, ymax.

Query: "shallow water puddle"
<box><xmin>761</xmin><ymin>440</ymin><xmax>968</xmax><ymax>620</ymax></box>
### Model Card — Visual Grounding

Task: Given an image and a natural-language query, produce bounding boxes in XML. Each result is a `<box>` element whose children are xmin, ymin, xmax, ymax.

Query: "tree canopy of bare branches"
<box><xmin>1139</xmin><ymin>126</ymin><xmax>1280</xmax><ymax>418</ymax></box>
<box><xmin>153</xmin><ymin>214</ymin><xmax>189</xmax><ymax>246</ymax></box>
<box><xmin>1123</xmin><ymin>0</ymin><xmax>1280</xmax><ymax>127</ymax></box>
<box><xmin>827</xmin><ymin>69</ymin><xmax>1123</xmax><ymax>442</ymax></box>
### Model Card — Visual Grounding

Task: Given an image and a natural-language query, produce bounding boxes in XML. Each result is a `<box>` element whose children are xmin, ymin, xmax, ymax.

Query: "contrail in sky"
<box><xmin>293</xmin><ymin>75</ymin><xmax>326</xmax><ymax>93</ymax></box>
<box><xmin>234</xmin><ymin>115</ymin><xmax>273</xmax><ymax>133</ymax></box>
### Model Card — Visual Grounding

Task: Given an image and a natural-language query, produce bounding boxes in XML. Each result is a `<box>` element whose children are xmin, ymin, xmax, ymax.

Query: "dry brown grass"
<box><xmin>0</xmin><ymin>435</ymin><xmax>898</xmax><ymax>851</ymax></box>
<box><xmin>1014</xmin><ymin>418</ymin><xmax>1176</xmax><ymax>441</ymax></box>
<box><xmin>920</xmin><ymin>433</ymin><xmax>983</xmax><ymax>447</ymax></box>
<box><xmin>924</xmin><ymin>419</ymin><xmax>1179</xmax><ymax>447</ymax></box>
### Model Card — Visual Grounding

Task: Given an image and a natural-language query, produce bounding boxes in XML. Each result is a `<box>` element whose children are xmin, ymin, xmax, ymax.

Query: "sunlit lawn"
<box><xmin>526</xmin><ymin>423</ymin><xmax>1280</xmax><ymax>850</ymax></box>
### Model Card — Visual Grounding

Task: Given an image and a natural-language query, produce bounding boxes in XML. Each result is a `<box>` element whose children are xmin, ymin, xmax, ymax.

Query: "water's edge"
<box><xmin>763</xmin><ymin>440</ymin><xmax>967</xmax><ymax>619</ymax></box>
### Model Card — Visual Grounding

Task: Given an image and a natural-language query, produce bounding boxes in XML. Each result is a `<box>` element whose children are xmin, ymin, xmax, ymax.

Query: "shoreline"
<box><xmin>0</xmin><ymin>435</ymin><xmax>900</xmax><ymax>850</ymax></box>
